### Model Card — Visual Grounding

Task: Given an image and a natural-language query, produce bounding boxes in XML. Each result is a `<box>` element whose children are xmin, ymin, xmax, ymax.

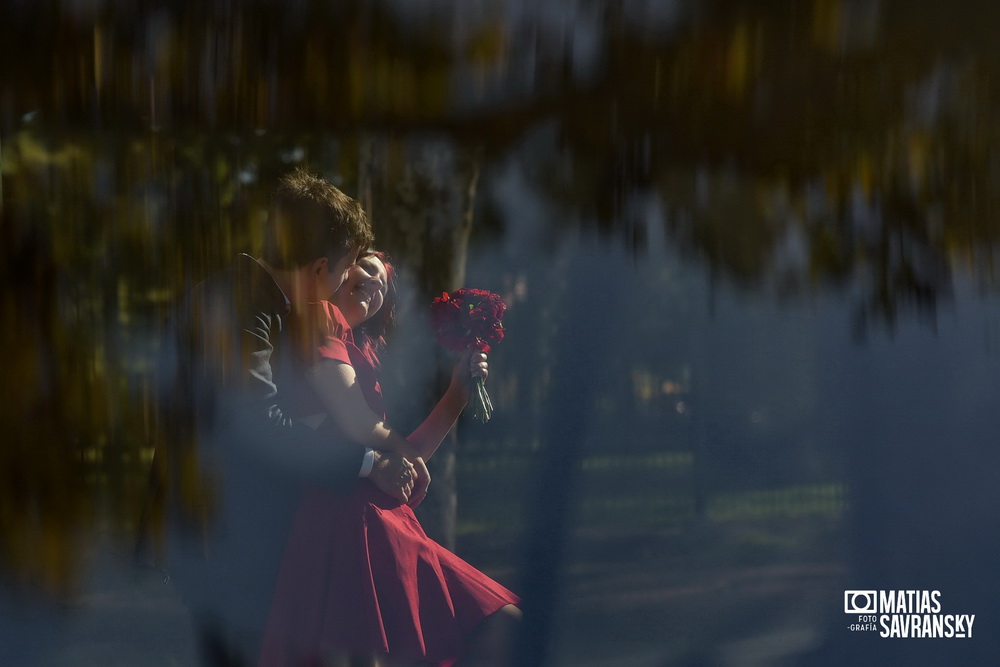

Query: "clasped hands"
<box><xmin>369</xmin><ymin>449</ymin><xmax>431</xmax><ymax>507</ymax></box>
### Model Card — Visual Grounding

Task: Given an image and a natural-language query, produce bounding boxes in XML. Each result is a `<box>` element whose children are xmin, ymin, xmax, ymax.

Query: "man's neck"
<box><xmin>256</xmin><ymin>257</ymin><xmax>298</xmax><ymax>312</ymax></box>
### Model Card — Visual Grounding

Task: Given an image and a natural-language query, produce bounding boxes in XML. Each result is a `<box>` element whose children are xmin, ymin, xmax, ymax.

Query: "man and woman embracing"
<box><xmin>170</xmin><ymin>169</ymin><xmax>519</xmax><ymax>666</ymax></box>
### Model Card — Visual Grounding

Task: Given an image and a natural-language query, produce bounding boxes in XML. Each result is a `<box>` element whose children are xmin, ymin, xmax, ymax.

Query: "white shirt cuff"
<box><xmin>358</xmin><ymin>448</ymin><xmax>375</xmax><ymax>478</ymax></box>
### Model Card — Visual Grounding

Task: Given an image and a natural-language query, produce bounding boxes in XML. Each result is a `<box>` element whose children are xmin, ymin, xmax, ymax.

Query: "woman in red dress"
<box><xmin>259</xmin><ymin>252</ymin><xmax>520</xmax><ymax>666</ymax></box>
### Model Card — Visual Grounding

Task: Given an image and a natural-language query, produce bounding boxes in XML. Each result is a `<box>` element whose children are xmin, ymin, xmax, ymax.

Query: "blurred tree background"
<box><xmin>4</xmin><ymin>1</ymin><xmax>1000</xmax><ymax>665</ymax></box>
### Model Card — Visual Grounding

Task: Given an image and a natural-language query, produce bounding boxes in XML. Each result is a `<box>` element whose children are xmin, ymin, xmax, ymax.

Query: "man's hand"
<box><xmin>407</xmin><ymin>457</ymin><xmax>431</xmax><ymax>508</ymax></box>
<box><xmin>368</xmin><ymin>450</ymin><xmax>417</xmax><ymax>503</ymax></box>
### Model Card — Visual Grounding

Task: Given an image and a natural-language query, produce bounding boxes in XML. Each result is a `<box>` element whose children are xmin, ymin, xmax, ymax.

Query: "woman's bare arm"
<box><xmin>309</xmin><ymin>348</ymin><xmax>487</xmax><ymax>464</ymax></box>
<box><xmin>406</xmin><ymin>349</ymin><xmax>487</xmax><ymax>461</ymax></box>
<box><xmin>307</xmin><ymin>360</ymin><xmax>419</xmax><ymax>461</ymax></box>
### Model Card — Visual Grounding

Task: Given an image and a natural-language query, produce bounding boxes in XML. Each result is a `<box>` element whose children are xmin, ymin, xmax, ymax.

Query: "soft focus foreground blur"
<box><xmin>3</xmin><ymin>1</ymin><xmax>1000</xmax><ymax>665</ymax></box>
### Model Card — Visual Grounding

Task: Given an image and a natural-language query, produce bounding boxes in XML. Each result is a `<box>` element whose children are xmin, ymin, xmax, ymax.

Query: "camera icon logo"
<box><xmin>844</xmin><ymin>590</ymin><xmax>877</xmax><ymax>614</ymax></box>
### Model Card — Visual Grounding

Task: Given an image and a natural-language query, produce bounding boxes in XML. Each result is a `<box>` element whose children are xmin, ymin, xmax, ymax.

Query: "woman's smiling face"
<box><xmin>332</xmin><ymin>254</ymin><xmax>389</xmax><ymax>328</ymax></box>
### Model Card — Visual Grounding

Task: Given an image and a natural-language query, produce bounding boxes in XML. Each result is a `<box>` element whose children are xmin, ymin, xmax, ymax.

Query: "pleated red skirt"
<box><xmin>258</xmin><ymin>481</ymin><xmax>519</xmax><ymax>666</ymax></box>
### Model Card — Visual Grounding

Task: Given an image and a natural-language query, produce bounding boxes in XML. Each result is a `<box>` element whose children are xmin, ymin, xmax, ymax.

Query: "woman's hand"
<box><xmin>368</xmin><ymin>450</ymin><xmax>432</xmax><ymax>505</ymax></box>
<box><xmin>451</xmin><ymin>347</ymin><xmax>489</xmax><ymax>396</ymax></box>
<box><xmin>368</xmin><ymin>450</ymin><xmax>417</xmax><ymax>503</ymax></box>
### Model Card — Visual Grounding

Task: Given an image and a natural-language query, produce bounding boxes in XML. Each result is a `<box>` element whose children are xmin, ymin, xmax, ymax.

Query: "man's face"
<box><xmin>324</xmin><ymin>245</ymin><xmax>361</xmax><ymax>298</ymax></box>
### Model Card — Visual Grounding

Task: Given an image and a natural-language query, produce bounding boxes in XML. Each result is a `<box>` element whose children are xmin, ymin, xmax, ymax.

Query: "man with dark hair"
<box><xmin>262</xmin><ymin>168</ymin><xmax>373</xmax><ymax>270</ymax></box>
<box><xmin>167</xmin><ymin>170</ymin><xmax>428</xmax><ymax>665</ymax></box>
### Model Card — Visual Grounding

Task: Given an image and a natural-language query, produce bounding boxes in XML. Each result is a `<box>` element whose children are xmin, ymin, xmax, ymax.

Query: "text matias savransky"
<box><xmin>844</xmin><ymin>590</ymin><xmax>975</xmax><ymax>639</ymax></box>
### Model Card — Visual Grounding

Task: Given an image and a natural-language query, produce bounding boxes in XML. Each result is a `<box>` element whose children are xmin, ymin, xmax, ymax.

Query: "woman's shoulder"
<box><xmin>311</xmin><ymin>301</ymin><xmax>358</xmax><ymax>365</ymax></box>
<box><xmin>310</xmin><ymin>301</ymin><xmax>352</xmax><ymax>340</ymax></box>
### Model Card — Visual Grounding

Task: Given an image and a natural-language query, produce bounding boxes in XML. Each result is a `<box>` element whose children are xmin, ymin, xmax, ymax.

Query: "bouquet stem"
<box><xmin>471</xmin><ymin>376</ymin><xmax>493</xmax><ymax>423</ymax></box>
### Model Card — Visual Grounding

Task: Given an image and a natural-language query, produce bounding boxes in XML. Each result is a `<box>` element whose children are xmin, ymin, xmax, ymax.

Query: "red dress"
<box><xmin>258</xmin><ymin>303</ymin><xmax>518</xmax><ymax>666</ymax></box>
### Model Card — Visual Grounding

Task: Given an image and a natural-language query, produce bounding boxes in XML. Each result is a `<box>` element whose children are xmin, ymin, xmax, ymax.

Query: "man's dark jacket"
<box><xmin>167</xmin><ymin>253</ymin><xmax>363</xmax><ymax>638</ymax></box>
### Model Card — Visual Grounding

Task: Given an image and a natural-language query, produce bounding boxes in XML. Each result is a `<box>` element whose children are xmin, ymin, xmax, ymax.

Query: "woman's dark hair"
<box><xmin>353</xmin><ymin>250</ymin><xmax>396</xmax><ymax>369</ymax></box>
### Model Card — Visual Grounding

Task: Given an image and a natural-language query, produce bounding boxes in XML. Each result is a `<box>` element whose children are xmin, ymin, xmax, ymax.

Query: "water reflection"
<box><xmin>4</xmin><ymin>1</ymin><xmax>1000</xmax><ymax>665</ymax></box>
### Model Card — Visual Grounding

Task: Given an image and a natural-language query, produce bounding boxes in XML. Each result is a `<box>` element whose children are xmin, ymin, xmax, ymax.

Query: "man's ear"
<box><xmin>311</xmin><ymin>257</ymin><xmax>329</xmax><ymax>276</ymax></box>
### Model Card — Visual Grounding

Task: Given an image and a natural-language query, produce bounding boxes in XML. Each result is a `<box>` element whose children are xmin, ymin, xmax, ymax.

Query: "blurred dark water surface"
<box><xmin>4</xmin><ymin>1</ymin><xmax>1000</xmax><ymax>665</ymax></box>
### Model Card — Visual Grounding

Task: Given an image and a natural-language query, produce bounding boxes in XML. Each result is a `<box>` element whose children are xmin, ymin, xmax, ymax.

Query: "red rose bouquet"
<box><xmin>429</xmin><ymin>288</ymin><xmax>506</xmax><ymax>422</ymax></box>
